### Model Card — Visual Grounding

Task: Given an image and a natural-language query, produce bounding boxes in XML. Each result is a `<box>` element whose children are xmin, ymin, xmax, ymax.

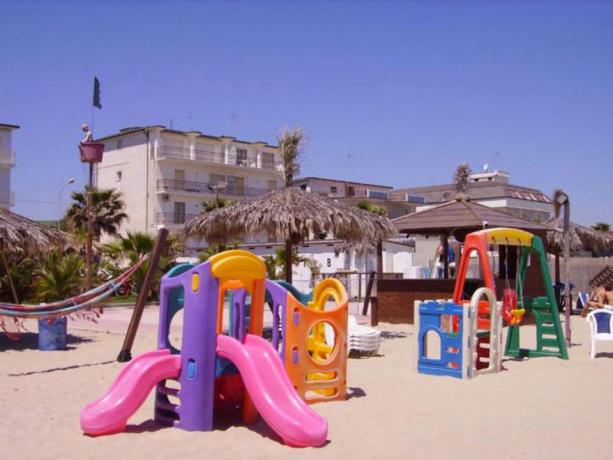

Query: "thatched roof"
<box><xmin>180</xmin><ymin>187</ymin><xmax>395</xmax><ymax>250</ymax></box>
<box><xmin>545</xmin><ymin>217</ymin><xmax>613</xmax><ymax>254</ymax></box>
<box><xmin>0</xmin><ymin>208</ymin><xmax>72</xmax><ymax>254</ymax></box>
<box><xmin>392</xmin><ymin>198</ymin><xmax>550</xmax><ymax>238</ymax></box>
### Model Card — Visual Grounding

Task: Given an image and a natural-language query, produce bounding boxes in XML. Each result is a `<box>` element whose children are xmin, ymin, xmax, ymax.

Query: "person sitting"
<box><xmin>581</xmin><ymin>286</ymin><xmax>613</xmax><ymax>317</ymax></box>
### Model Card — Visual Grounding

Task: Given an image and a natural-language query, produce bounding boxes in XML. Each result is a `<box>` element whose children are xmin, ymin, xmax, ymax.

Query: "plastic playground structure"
<box><xmin>81</xmin><ymin>250</ymin><xmax>349</xmax><ymax>447</ymax></box>
<box><xmin>416</xmin><ymin>228</ymin><xmax>568</xmax><ymax>379</ymax></box>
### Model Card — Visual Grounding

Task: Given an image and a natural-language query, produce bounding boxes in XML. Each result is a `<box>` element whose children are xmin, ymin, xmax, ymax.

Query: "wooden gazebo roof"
<box><xmin>392</xmin><ymin>199</ymin><xmax>551</xmax><ymax>238</ymax></box>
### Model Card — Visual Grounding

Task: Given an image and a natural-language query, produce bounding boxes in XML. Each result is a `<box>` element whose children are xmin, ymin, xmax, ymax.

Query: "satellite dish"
<box><xmin>483</xmin><ymin>163</ymin><xmax>489</xmax><ymax>172</ymax></box>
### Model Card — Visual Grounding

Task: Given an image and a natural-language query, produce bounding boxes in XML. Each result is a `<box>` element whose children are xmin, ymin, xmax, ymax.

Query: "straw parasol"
<box><xmin>179</xmin><ymin>187</ymin><xmax>396</xmax><ymax>282</ymax></box>
<box><xmin>0</xmin><ymin>208</ymin><xmax>71</xmax><ymax>255</ymax></box>
<box><xmin>0</xmin><ymin>208</ymin><xmax>73</xmax><ymax>303</ymax></box>
<box><xmin>545</xmin><ymin>217</ymin><xmax>613</xmax><ymax>255</ymax></box>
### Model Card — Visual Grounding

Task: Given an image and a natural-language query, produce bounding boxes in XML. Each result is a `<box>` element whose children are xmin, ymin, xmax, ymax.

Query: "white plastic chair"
<box><xmin>586</xmin><ymin>309</ymin><xmax>613</xmax><ymax>359</ymax></box>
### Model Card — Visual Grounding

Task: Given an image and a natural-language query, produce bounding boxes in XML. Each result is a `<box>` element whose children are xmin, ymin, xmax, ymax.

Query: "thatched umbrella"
<box><xmin>0</xmin><ymin>208</ymin><xmax>71</xmax><ymax>254</ymax></box>
<box><xmin>179</xmin><ymin>187</ymin><xmax>396</xmax><ymax>282</ymax></box>
<box><xmin>546</xmin><ymin>217</ymin><xmax>613</xmax><ymax>255</ymax></box>
<box><xmin>0</xmin><ymin>208</ymin><xmax>72</xmax><ymax>302</ymax></box>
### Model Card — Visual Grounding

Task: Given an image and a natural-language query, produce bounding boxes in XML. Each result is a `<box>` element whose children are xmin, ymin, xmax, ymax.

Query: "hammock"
<box><xmin>0</xmin><ymin>257</ymin><xmax>147</xmax><ymax>312</ymax></box>
<box><xmin>0</xmin><ymin>256</ymin><xmax>148</xmax><ymax>335</ymax></box>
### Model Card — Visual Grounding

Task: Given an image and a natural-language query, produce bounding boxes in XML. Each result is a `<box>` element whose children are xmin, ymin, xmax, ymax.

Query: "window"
<box><xmin>230</xmin><ymin>176</ymin><xmax>245</xmax><ymax>196</ymax></box>
<box><xmin>347</xmin><ymin>186</ymin><xmax>355</xmax><ymax>197</ymax></box>
<box><xmin>210</xmin><ymin>173</ymin><xmax>225</xmax><ymax>185</ymax></box>
<box><xmin>367</xmin><ymin>190</ymin><xmax>388</xmax><ymax>200</ymax></box>
<box><xmin>330</xmin><ymin>186</ymin><xmax>338</xmax><ymax>195</ymax></box>
<box><xmin>116</xmin><ymin>171</ymin><xmax>122</xmax><ymax>182</ymax></box>
<box><xmin>406</xmin><ymin>194</ymin><xmax>425</xmax><ymax>204</ymax></box>
<box><xmin>236</xmin><ymin>148</ymin><xmax>248</xmax><ymax>166</ymax></box>
<box><xmin>262</xmin><ymin>152</ymin><xmax>274</xmax><ymax>169</ymax></box>
<box><xmin>173</xmin><ymin>202</ymin><xmax>186</xmax><ymax>224</ymax></box>
<box><xmin>174</xmin><ymin>169</ymin><xmax>186</xmax><ymax>190</ymax></box>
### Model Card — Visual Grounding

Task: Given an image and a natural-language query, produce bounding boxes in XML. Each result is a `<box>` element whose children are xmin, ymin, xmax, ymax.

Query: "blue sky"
<box><xmin>1</xmin><ymin>1</ymin><xmax>612</xmax><ymax>225</ymax></box>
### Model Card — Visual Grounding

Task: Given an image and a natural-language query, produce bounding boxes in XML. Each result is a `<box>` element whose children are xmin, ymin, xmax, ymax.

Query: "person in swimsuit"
<box><xmin>581</xmin><ymin>286</ymin><xmax>613</xmax><ymax>316</ymax></box>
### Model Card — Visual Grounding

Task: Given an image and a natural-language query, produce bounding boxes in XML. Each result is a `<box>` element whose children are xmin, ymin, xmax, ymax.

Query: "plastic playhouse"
<box><xmin>415</xmin><ymin>228</ymin><xmax>568</xmax><ymax>379</ymax></box>
<box><xmin>81</xmin><ymin>250</ymin><xmax>348</xmax><ymax>447</ymax></box>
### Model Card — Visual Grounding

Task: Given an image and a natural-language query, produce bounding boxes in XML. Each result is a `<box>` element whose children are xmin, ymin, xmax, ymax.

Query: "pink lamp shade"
<box><xmin>79</xmin><ymin>142</ymin><xmax>105</xmax><ymax>163</ymax></box>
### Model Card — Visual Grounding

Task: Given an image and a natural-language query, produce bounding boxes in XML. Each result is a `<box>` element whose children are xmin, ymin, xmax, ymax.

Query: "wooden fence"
<box><xmin>549</xmin><ymin>257</ymin><xmax>612</xmax><ymax>293</ymax></box>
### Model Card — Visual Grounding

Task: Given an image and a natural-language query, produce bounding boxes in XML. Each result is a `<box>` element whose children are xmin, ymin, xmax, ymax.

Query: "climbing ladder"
<box><xmin>505</xmin><ymin>240</ymin><xmax>568</xmax><ymax>359</ymax></box>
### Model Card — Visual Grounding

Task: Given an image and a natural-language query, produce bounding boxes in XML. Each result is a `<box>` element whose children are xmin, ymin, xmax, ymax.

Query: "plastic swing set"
<box><xmin>416</xmin><ymin>228</ymin><xmax>568</xmax><ymax>380</ymax></box>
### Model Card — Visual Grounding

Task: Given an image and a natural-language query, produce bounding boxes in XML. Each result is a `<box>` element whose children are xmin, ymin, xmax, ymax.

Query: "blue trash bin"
<box><xmin>38</xmin><ymin>317</ymin><xmax>67</xmax><ymax>351</ymax></box>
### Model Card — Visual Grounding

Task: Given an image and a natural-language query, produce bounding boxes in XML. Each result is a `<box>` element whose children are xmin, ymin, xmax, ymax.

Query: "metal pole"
<box><xmin>563</xmin><ymin>201</ymin><xmax>571</xmax><ymax>347</ymax></box>
<box><xmin>85</xmin><ymin>164</ymin><xmax>94</xmax><ymax>290</ymax></box>
<box><xmin>117</xmin><ymin>227</ymin><xmax>168</xmax><ymax>362</ymax></box>
<box><xmin>284</xmin><ymin>239</ymin><xmax>293</xmax><ymax>283</ymax></box>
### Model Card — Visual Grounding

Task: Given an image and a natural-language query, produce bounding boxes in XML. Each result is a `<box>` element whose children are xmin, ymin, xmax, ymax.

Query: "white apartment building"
<box><xmin>96</xmin><ymin>125</ymin><xmax>282</xmax><ymax>252</ymax></box>
<box><xmin>0</xmin><ymin>123</ymin><xmax>19</xmax><ymax>209</ymax></box>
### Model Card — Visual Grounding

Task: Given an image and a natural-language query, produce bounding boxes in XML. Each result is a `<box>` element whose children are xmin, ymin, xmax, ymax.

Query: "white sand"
<box><xmin>1</xmin><ymin>316</ymin><xmax>612</xmax><ymax>460</ymax></box>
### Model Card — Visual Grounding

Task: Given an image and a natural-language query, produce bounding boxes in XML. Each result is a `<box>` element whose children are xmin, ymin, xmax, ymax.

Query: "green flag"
<box><xmin>93</xmin><ymin>77</ymin><xmax>102</xmax><ymax>109</ymax></box>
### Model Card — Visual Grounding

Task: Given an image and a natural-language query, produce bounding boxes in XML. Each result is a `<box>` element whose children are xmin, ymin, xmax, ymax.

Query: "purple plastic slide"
<box><xmin>216</xmin><ymin>334</ymin><xmax>328</xmax><ymax>447</ymax></box>
<box><xmin>80</xmin><ymin>349</ymin><xmax>181</xmax><ymax>436</ymax></box>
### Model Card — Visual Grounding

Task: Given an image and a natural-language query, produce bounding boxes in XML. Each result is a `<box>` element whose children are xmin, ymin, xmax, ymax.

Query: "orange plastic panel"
<box><xmin>284</xmin><ymin>288</ymin><xmax>348</xmax><ymax>403</ymax></box>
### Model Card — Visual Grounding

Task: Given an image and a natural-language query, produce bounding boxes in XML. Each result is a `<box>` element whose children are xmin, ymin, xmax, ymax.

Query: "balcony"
<box><xmin>0</xmin><ymin>191</ymin><xmax>15</xmax><ymax>208</ymax></box>
<box><xmin>156</xmin><ymin>212</ymin><xmax>199</xmax><ymax>227</ymax></box>
<box><xmin>157</xmin><ymin>146</ymin><xmax>276</xmax><ymax>170</ymax></box>
<box><xmin>0</xmin><ymin>151</ymin><xmax>16</xmax><ymax>167</ymax></box>
<box><xmin>158</xmin><ymin>146</ymin><xmax>224</xmax><ymax>164</ymax></box>
<box><xmin>157</xmin><ymin>179</ymin><xmax>273</xmax><ymax>198</ymax></box>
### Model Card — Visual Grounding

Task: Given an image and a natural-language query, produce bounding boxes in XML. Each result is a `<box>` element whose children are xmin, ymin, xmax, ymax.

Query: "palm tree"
<box><xmin>263</xmin><ymin>247</ymin><xmax>320</xmax><ymax>280</ymax></box>
<box><xmin>102</xmin><ymin>232</ymin><xmax>180</xmax><ymax>298</ymax></box>
<box><xmin>453</xmin><ymin>163</ymin><xmax>472</xmax><ymax>196</ymax></box>
<box><xmin>277</xmin><ymin>127</ymin><xmax>305</xmax><ymax>280</ymax></box>
<box><xmin>65</xmin><ymin>187</ymin><xmax>128</xmax><ymax>240</ymax></box>
<box><xmin>34</xmin><ymin>251</ymin><xmax>84</xmax><ymax>302</ymax></box>
<box><xmin>200</xmin><ymin>196</ymin><xmax>234</xmax><ymax>213</ymax></box>
<box><xmin>0</xmin><ymin>256</ymin><xmax>37</xmax><ymax>303</ymax></box>
<box><xmin>592</xmin><ymin>222</ymin><xmax>610</xmax><ymax>232</ymax></box>
<box><xmin>277</xmin><ymin>127</ymin><xmax>304</xmax><ymax>187</ymax></box>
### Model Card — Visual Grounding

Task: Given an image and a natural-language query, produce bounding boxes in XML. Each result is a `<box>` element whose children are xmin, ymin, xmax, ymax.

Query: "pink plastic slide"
<box><xmin>216</xmin><ymin>334</ymin><xmax>328</xmax><ymax>447</ymax></box>
<box><xmin>80</xmin><ymin>349</ymin><xmax>181</xmax><ymax>436</ymax></box>
<box><xmin>81</xmin><ymin>337</ymin><xmax>327</xmax><ymax>447</ymax></box>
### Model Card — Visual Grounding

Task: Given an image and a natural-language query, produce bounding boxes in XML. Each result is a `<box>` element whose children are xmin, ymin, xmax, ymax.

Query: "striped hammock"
<box><xmin>0</xmin><ymin>256</ymin><xmax>148</xmax><ymax>335</ymax></box>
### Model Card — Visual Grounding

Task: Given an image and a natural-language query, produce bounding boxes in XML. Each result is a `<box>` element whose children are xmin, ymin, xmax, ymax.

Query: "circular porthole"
<box><xmin>306</xmin><ymin>320</ymin><xmax>338</xmax><ymax>365</ymax></box>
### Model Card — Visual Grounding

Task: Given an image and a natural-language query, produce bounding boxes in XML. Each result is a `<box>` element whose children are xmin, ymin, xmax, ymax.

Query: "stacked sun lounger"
<box><xmin>347</xmin><ymin>316</ymin><xmax>381</xmax><ymax>354</ymax></box>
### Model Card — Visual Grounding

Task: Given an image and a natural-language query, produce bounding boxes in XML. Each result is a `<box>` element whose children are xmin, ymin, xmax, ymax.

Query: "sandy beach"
<box><xmin>1</xmin><ymin>314</ymin><xmax>612</xmax><ymax>460</ymax></box>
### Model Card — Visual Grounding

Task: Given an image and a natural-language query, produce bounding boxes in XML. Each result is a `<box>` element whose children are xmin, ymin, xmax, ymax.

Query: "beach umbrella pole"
<box><xmin>284</xmin><ymin>239</ymin><xmax>293</xmax><ymax>283</ymax></box>
<box><xmin>563</xmin><ymin>200</ymin><xmax>571</xmax><ymax>347</ymax></box>
<box><xmin>0</xmin><ymin>241</ymin><xmax>19</xmax><ymax>304</ymax></box>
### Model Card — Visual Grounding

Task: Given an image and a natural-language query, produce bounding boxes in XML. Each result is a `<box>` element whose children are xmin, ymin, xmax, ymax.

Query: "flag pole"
<box><xmin>85</xmin><ymin>76</ymin><xmax>101</xmax><ymax>290</ymax></box>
